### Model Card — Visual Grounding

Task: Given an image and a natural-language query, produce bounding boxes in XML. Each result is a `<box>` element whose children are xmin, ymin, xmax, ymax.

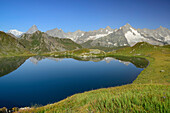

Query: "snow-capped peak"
<box><xmin>124</xmin><ymin>27</ymin><xmax>147</xmax><ymax>46</ymax></box>
<box><xmin>7</xmin><ymin>29</ymin><xmax>24</xmax><ymax>37</ymax></box>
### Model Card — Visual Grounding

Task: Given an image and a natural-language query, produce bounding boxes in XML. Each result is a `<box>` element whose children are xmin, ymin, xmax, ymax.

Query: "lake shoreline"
<box><xmin>0</xmin><ymin>42</ymin><xmax>169</xmax><ymax>112</ymax></box>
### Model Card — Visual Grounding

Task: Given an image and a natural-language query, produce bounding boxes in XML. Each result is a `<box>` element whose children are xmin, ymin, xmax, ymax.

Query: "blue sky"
<box><xmin>0</xmin><ymin>0</ymin><xmax>170</xmax><ymax>32</ymax></box>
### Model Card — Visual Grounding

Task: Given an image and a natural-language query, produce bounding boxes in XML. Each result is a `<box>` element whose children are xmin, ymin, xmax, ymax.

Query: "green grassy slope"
<box><xmin>59</xmin><ymin>38</ymin><xmax>82</xmax><ymax>50</ymax></box>
<box><xmin>17</xmin><ymin>84</ymin><xmax>169</xmax><ymax>113</ymax></box>
<box><xmin>11</xmin><ymin>42</ymin><xmax>169</xmax><ymax>113</ymax></box>
<box><xmin>0</xmin><ymin>31</ymin><xmax>29</xmax><ymax>57</ymax></box>
<box><xmin>108</xmin><ymin>42</ymin><xmax>170</xmax><ymax>84</ymax></box>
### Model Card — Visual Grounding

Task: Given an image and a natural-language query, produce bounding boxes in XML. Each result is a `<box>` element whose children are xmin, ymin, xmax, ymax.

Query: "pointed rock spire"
<box><xmin>159</xmin><ymin>25</ymin><xmax>165</xmax><ymax>29</ymax></box>
<box><xmin>124</xmin><ymin>23</ymin><xmax>132</xmax><ymax>28</ymax></box>
<box><xmin>105</xmin><ymin>26</ymin><xmax>112</xmax><ymax>30</ymax></box>
<box><xmin>120</xmin><ymin>23</ymin><xmax>132</xmax><ymax>29</ymax></box>
<box><xmin>26</xmin><ymin>25</ymin><xmax>38</xmax><ymax>34</ymax></box>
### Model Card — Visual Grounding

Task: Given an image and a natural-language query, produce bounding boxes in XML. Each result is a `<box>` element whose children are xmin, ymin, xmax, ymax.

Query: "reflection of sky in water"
<box><xmin>0</xmin><ymin>57</ymin><xmax>143</xmax><ymax>108</ymax></box>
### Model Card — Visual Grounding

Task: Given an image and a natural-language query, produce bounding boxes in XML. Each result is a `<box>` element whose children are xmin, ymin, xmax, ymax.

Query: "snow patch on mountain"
<box><xmin>81</xmin><ymin>33</ymin><xmax>84</xmax><ymax>36</ymax></box>
<box><xmin>7</xmin><ymin>29</ymin><xmax>24</xmax><ymax>37</ymax></box>
<box><xmin>114</xmin><ymin>43</ymin><xmax>117</xmax><ymax>46</ymax></box>
<box><xmin>85</xmin><ymin>31</ymin><xmax>113</xmax><ymax>42</ymax></box>
<box><xmin>125</xmin><ymin>28</ymin><xmax>147</xmax><ymax>46</ymax></box>
<box><xmin>164</xmin><ymin>36</ymin><xmax>170</xmax><ymax>41</ymax></box>
<box><xmin>108</xmin><ymin>42</ymin><xmax>113</xmax><ymax>45</ymax></box>
<box><xmin>164</xmin><ymin>36</ymin><xmax>170</xmax><ymax>44</ymax></box>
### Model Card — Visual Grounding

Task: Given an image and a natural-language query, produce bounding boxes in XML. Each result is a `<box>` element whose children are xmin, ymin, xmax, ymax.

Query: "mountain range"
<box><xmin>7</xmin><ymin>24</ymin><xmax>170</xmax><ymax>49</ymax></box>
<box><xmin>18</xmin><ymin>30</ymin><xmax>82</xmax><ymax>53</ymax></box>
<box><xmin>1</xmin><ymin>27</ymin><xmax>82</xmax><ymax>55</ymax></box>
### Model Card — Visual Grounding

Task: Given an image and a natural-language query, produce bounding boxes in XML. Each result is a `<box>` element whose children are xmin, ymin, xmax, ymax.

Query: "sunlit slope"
<box><xmin>0</xmin><ymin>31</ymin><xmax>29</xmax><ymax>56</ymax></box>
<box><xmin>16</xmin><ymin>84</ymin><xmax>169</xmax><ymax>113</ymax></box>
<box><xmin>108</xmin><ymin>42</ymin><xmax>170</xmax><ymax>84</ymax></box>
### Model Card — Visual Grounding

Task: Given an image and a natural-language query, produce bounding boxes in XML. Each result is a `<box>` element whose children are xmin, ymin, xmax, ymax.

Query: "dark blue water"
<box><xmin>0</xmin><ymin>57</ymin><xmax>144</xmax><ymax>108</ymax></box>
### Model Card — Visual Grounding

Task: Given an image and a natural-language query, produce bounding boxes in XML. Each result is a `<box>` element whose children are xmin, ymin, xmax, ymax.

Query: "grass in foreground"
<box><xmin>15</xmin><ymin>84</ymin><xmax>169</xmax><ymax>113</ymax></box>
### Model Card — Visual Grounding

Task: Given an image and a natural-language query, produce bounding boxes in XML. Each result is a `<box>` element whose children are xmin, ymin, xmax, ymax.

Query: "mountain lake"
<box><xmin>0</xmin><ymin>56</ymin><xmax>148</xmax><ymax>108</ymax></box>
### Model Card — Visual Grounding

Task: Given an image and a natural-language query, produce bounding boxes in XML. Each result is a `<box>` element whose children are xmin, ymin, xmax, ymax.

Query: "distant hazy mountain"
<box><xmin>26</xmin><ymin>25</ymin><xmax>38</xmax><ymax>34</ymax></box>
<box><xmin>46</xmin><ymin>28</ymin><xmax>67</xmax><ymax>38</ymax></box>
<box><xmin>7</xmin><ymin>25</ymin><xmax>38</xmax><ymax>37</ymax></box>
<box><xmin>137</xmin><ymin>26</ymin><xmax>170</xmax><ymax>45</ymax></box>
<box><xmin>19</xmin><ymin>31</ymin><xmax>82</xmax><ymax>53</ymax></box>
<box><xmin>46</xmin><ymin>28</ymin><xmax>86</xmax><ymax>41</ymax></box>
<box><xmin>46</xmin><ymin>26</ymin><xmax>114</xmax><ymax>43</ymax></box>
<box><xmin>76</xmin><ymin>26</ymin><xmax>115</xmax><ymax>44</ymax></box>
<box><xmin>65</xmin><ymin>30</ymin><xmax>85</xmax><ymax>42</ymax></box>
<box><xmin>7</xmin><ymin>29</ymin><xmax>24</xmax><ymax>37</ymax></box>
<box><xmin>81</xmin><ymin>24</ymin><xmax>168</xmax><ymax>48</ymax></box>
<box><xmin>45</xmin><ymin>24</ymin><xmax>170</xmax><ymax>47</ymax></box>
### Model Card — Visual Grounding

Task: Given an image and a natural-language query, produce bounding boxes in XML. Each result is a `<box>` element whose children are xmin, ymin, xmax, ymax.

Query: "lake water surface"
<box><xmin>0</xmin><ymin>56</ymin><xmax>147</xmax><ymax>108</ymax></box>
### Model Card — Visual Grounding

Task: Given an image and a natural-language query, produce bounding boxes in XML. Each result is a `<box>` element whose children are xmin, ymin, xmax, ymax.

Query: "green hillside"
<box><xmin>108</xmin><ymin>42</ymin><xmax>170</xmax><ymax>84</ymax></box>
<box><xmin>19</xmin><ymin>31</ymin><xmax>82</xmax><ymax>54</ymax></box>
<box><xmin>0</xmin><ymin>31</ymin><xmax>29</xmax><ymax>56</ymax></box>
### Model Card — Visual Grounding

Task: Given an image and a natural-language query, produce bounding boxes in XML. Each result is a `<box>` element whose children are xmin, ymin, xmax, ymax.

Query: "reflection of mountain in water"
<box><xmin>112</xmin><ymin>56</ymin><xmax>148</xmax><ymax>68</ymax></box>
<box><xmin>29</xmin><ymin>56</ymin><xmax>148</xmax><ymax>68</ymax></box>
<box><xmin>29</xmin><ymin>56</ymin><xmax>45</xmax><ymax>64</ymax></box>
<box><xmin>29</xmin><ymin>57</ymin><xmax>39</xmax><ymax>64</ymax></box>
<box><xmin>0</xmin><ymin>56</ymin><xmax>148</xmax><ymax>77</ymax></box>
<box><xmin>48</xmin><ymin>57</ymin><xmax>63</xmax><ymax>62</ymax></box>
<box><xmin>29</xmin><ymin>56</ymin><xmax>63</xmax><ymax>64</ymax></box>
<box><xmin>118</xmin><ymin>60</ymin><xmax>130</xmax><ymax>66</ymax></box>
<box><xmin>103</xmin><ymin>57</ymin><xmax>116</xmax><ymax>63</ymax></box>
<box><xmin>0</xmin><ymin>57</ymin><xmax>29</xmax><ymax>77</ymax></box>
<box><xmin>103</xmin><ymin>57</ymin><xmax>133</xmax><ymax>66</ymax></box>
<box><xmin>72</xmin><ymin>56</ymin><xmax>148</xmax><ymax>68</ymax></box>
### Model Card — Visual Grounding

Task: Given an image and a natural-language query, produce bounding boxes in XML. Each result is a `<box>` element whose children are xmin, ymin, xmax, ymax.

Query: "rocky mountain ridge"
<box><xmin>6</xmin><ymin>24</ymin><xmax>170</xmax><ymax>48</ymax></box>
<box><xmin>19</xmin><ymin>30</ymin><xmax>82</xmax><ymax>53</ymax></box>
